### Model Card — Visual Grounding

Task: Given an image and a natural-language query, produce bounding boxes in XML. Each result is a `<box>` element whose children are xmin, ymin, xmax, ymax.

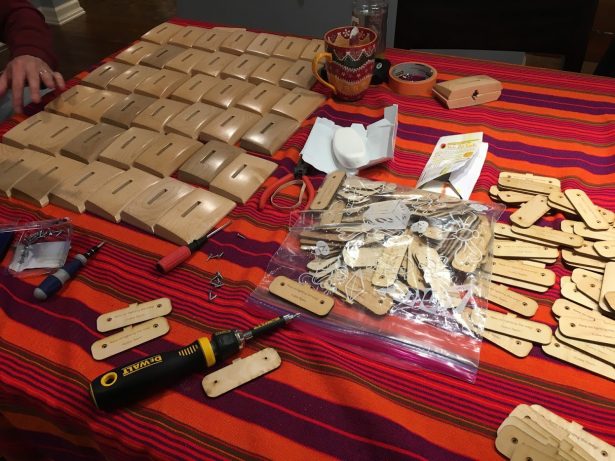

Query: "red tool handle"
<box><xmin>156</xmin><ymin>246</ymin><xmax>192</xmax><ymax>273</ymax></box>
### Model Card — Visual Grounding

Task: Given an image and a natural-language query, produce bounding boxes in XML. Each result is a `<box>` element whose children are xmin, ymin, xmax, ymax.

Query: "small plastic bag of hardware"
<box><xmin>250</xmin><ymin>176</ymin><xmax>504</xmax><ymax>382</ymax></box>
<box><xmin>0</xmin><ymin>218</ymin><xmax>72</xmax><ymax>277</ymax></box>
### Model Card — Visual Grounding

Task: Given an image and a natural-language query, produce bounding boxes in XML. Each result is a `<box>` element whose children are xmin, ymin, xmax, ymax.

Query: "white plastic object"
<box><xmin>332</xmin><ymin>127</ymin><xmax>367</xmax><ymax>169</ymax></box>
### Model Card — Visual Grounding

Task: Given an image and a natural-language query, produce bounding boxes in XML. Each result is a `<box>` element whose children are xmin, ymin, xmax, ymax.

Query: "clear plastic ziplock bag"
<box><xmin>249</xmin><ymin>177</ymin><xmax>504</xmax><ymax>382</ymax></box>
<box><xmin>0</xmin><ymin>218</ymin><xmax>72</xmax><ymax>277</ymax></box>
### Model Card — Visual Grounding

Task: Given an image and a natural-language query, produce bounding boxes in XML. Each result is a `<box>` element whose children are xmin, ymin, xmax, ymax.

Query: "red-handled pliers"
<box><xmin>259</xmin><ymin>159</ymin><xmax>315</xmax><ymax>210</ymax></box>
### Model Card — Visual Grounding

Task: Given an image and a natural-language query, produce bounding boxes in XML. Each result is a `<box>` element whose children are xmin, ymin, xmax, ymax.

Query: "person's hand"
<box><xmin>0</xmin><ymin>55</ymin><xmax>65</xmax><ymax>114</ymax></box>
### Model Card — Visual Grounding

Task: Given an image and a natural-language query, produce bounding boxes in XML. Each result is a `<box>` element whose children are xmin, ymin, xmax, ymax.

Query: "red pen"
<box><xmin>156</xmin><ymin>221</ymin><xmax>230</xmax><ymax>273</ymax></box>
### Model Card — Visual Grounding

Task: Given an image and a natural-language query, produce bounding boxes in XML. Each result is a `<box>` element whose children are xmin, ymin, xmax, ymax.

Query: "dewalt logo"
<box><xmin>121</xmin><ymin>355</ymin><xmax>163</xmax><ymax>376</ymax></box>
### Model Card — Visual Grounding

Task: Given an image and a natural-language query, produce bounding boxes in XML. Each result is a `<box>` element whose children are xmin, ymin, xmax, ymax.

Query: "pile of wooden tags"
<box><xmin>496</xmin><ymin>404</ymin><xmax>614</xmax><ymax>461</ymax></box>
<box><xmin>488</xmin><ymin>172</ymin><xmax>615</xmax><ymax>380</ymax></box>
<box><xmin>272</xmin><ymin>173</ymin><xmax>499</xmax><ymax>324</ymax></box>
<box><xmin>91</xmin><ymin>298</ymin><xmax>172</xmax><ymax>360</ymax></box>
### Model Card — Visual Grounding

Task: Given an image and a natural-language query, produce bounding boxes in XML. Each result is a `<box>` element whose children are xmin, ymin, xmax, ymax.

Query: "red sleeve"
<box><xmin>0</xmin><ymin>0</ymin><xmax>57</xmax><ymax>69</ymax></box>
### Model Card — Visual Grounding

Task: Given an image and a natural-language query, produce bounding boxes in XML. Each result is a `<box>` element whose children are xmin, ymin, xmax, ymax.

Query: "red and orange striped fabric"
<box><xmin>1</xmin><ymin>18</ymin><xmax>614</xmax><ymax>460</ymax></box>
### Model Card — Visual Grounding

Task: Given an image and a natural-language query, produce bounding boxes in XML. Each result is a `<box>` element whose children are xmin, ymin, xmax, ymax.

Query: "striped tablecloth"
<box><xmin>0</xmin><ymin>18</ymin><xmax>614</xmax><ymax>461</ymax></box>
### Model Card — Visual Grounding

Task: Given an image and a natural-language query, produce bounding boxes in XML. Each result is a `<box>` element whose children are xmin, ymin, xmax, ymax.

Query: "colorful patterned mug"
<box><xmin>312</xmin><ymin>26</ymin><xmax>377</xmax><ymax>101</ymax></box>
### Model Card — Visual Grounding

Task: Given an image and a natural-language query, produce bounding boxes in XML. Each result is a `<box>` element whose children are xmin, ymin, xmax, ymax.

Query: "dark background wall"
<box><xmin>176</xmin><ymin>0</ymin><xmax>398</xmax><ymax>46</ymax></box>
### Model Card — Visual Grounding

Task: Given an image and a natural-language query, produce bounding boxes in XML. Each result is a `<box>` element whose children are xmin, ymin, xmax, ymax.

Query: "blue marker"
<box><xmin>34</xmin><ymin>241</ymin><xmax>105</xmax><ymax>300</ymax></box>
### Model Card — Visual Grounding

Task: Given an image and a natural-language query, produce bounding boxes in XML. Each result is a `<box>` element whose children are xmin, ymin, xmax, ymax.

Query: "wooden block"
<box><xmin>248</xmin><ymin>57</ymin><xmax>292</xmax><ymax>86</ymax></box>
<box><xmin>120</xmin><ymin>177</ymin><xmax>193</xmax><ymax>233</ymax></box>
<box><xmin>499</xmin><ymin>172</ymin><xmax>561</xmax><ymax>187</ymax></box>
<box><xmin>141</xmin><ymin>22</ymin><xmax>185</xmax><ymax>45</ymax></box>
<box><xmin>559</xmin><ymin>317</ymin><xmax>615</xmax><ymax>346</ymax></box>
<box><xmin>164</xmin><ymin>48</ymin><xmax>211</xmax><ymax>74</ymax></box>
<box><xmin>202</xmin><ymin>348</ymin><xmax>281</xmax><ymax>398</ymax></box>
<box><xmin>60</xmin><ymin>123</ymin><xmax>124</xmax><ymax>164</ymax></box>
<box><xmin>498</xmin><ymin>176</ymin><xmax>558</xmax><ymax>195</ymax></box>
<box><xmin>192</xmin><ymin>50</ymin><xmax>236</xmax><ymax>78</ymax></box>
<box><xmin>598</xmin><ymin>262</ymin><xmax>615</xmax><ymax>311</ymax></box>
<box><xmin>177</xmin><ymin>141</ymin><xmax>243</xmax><ymax>186</ymax></box>
<box><xmin>571</xmin><ymin>268</ymin><xmax>602</xmax><ymax>303</ymax></box>
<box><xmin>572</xmin><ymin>221</ymin><xmax>615</xmax><ymax>241</ymax></box>
<box><xmin>477</xmin><ymin>310</ymin><xmax>552</xmax><ymax>344</ymax></box>
<box><xmin>497</xmin><ymin>189</ymin><xmax>533</xmax><ymax>204</ymax></box>
<box><xmin>28</xmin><ymin>117</ymin><xmax>93</xmax><ymax>155</ymax></box>
<box><xmin>482</xmin><ymin>330</ymin><xmax>533</xmax><ymax>358</ymax></box>
<box><xmin>552</xmin><ymin>298</ymin><xmax>599</xmax><ymax>318</ymax></box>
<box><xmin>131</xmin><ymin>98</ymin><xmax>188</xmax><ymax>133</ymax></box>
<box><xmin>44</xmin><ymin>85</ymin><xmax>99</xmax><ymax>117</ymax></box>
<box><xmin>2</xmin><ymin>111</ymin><xmax>68</xmax><ymax>148</ymax></box>
<box><xmin>81</xmin><ymin>61</ymin><xmax>132</xmax><ymax>89</ymax></box>
<box><xmin>198</xmin><ymin>107</ymin><xmax>261</xmax><ymax>145</ymax></box>
<box><xmin>85</xmin><ymin>168</ymin><xmax>160</xmax><ymax>222</ymax></box>
<box><xmin>562</xmin><ymin>249</ymin><xmax>607</xmax><ymax>270</ymax></box>
<box><xmin>114</xmin><ymin>40</ymin><xmax>160</xmax><ymax>65</ymax></box>
<box><xmin>560</xmin><ymin>276</ymin><xmax>599</xmax><ymax>310</ymax></box>
<box><xmin>201</xmin><ymin>79</ymin><xmax>255</xmax><ymax>109</ymax></box>
<box><xmin>134</xmin><ymin>68</ymin><xmax>188</xmax><ymax>98</ymax></box>
<box><xmin>98</xmin><ymin>127</ymin><xmax>160</xmax><ymax>169</ymax></box>
<box><xmin>542</xmin><ymin>339</ymin><xmax>615</xmax><ymax>380</ymax></box>
<box><xmin>565</xmin><ymin>189</ymin><xmax>610</xmax><ymax>230</ymax></box>
<box><xmin>574</xmin><ymin>241</ymin><xmax>604</xmax><ymax>259</ymax></box>
<box><xmin>154</xmin><ymin>189</ymin><xmax>235</xmax><ymax>245</ymax></box>
<box><xmin>511</xmin><ymin>224</ymin><xmax>584</xmax><ymax>248</ymax></box>
<box><xmin>12</xmin><ymin>156</ymin><xmax>86</xmax><ymax>206</ymax></box>
<box><xmin>240</xmin><ymin>113</ymin><xmax>299</xmax><ymax>155</ymax></box>
<box><xmin>164</xmin><ymin>103</ymin><xmax>223</xmax><ymax>139</ymax></box>
<box><xmin>560</xmin><ymin>219</ymin><xmax>580</xmax><ymax>234</ymax></box>
<box><xmin>279</xmin><ymin>59</ymin><xmax>318</xmax><ymax>89</ymax></box>
<box><xmin>209</xmin><ymin>153</ymin><xmax>276</xmax><ymax>204</ymax></box>
<box><xmin>485</xmin><ymin>282</ymin><xmax>538</xmax><ymax>317</ymax></box>
<box><xmin>70</xmin><ymin>90</ymin><xmax>125</xmax><ymax>124</ymax></box>
<box><xmin>219</xmin><ymin>30</ymin><xmax>257</xmax><ymax>55</ymax></box>
<box><xmin>270</xmin><ymin>87</ymin><xmax>326</xmax><ymax>122</ymax></box>
<box><xmin>594</xmin><ymin>240</ymin><xmax>615</xmax><ymax>259</ymax></box>
<box><xmin>235</xmin><ymin>82</ymin><xmax>289</xmax><ymax>115</ymax></box>
<box><xmin>510</xmin><ymin>195</ymin><xmax>550</xmax><ymax>228</ymax></box>
<box><xmin>167</xmin><ymin>25</ymin><xmax>207</xmax><ymax>48</ymax></box>
<box><xmin>49</xmin><ymin>161</ymin><xmax>123</xmax><ymax>212</ymax></box>
<box><xmin>245</xmin><ymin>33</ymin><xmax>283</xmax><ymax>57</ymax></box>
<box><xmin>490</xmin><ymin>274</ymin><xmax>550</xmax><ymax>293</ymax></box>
<box><xmin>220</xmin><ymin>54</ymin><xmax>266</xmax><ymax>81</ymax></box>
<box><xmin>133</xmin><ymin>133</ymin><xmax>201</xmax><ymax>177</ymax></box>
<box><xmin>100</xmin><ymin>93</ymin><xmax>157</xmax><ymax>129</ymax></box>
<box><xmin>193</xmin><ymin>29</ymin><xmax>233</xmax><ymax>52</ymax></box>
<box><xmin>492</xmin><ymin>258</ymin><xmax>556</xmax><ymax>287</ymax></box>
<box><xmin>272</xmin><ymin>36</ymin><xmax>310</xmax><ymax>61</ymax></box>
<box><xmin>169</xmin><ymin>74</ymin><xmax>219</xmax><ymax>104</ymax></box>
<box><xmin>107</xmin><ymin>65</ymin><xmax>159</xmax><ymax>94</ymax></box>
<box><xmin>0</xmin><ymin>148</ymin><xmax>52</xmax><ymax>198</ymax></box>
<box><xmin>299</xmin><ymin>39</ymin><xmax>325</xmax><ymax>61</ymax></box>
<box><xmin>269</xmin><ymin>276</ymin><xmax>334</xmax><ymax>316</ymax></box>
<box><xmin>492</xmin><ymin>240</ymin><xmax>559</xmax><ymax>260</ymax></box>
<box><xmin>310</xmin><ymin>171</ymin><xmax>346</xmax><ymax>211</ymax></box>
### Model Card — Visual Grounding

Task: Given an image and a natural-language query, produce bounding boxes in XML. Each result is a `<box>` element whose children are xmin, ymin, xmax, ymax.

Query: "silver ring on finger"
<box><xmin>39</xmin><ymin>69</ymin><xmax>49</xmax><ymax>76</ymax></box>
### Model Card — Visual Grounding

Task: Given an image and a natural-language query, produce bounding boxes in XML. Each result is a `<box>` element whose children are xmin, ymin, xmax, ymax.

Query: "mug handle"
<box><xmin>312</xmin><ymin>52</ymin><xmax>336</xmax><ymax>94</ymax></box>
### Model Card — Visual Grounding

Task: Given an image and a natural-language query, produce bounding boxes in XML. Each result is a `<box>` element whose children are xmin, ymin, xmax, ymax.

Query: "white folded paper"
<box><xmin>417</xmin><ymin>132</ymin><xmax>488</xmax><ymax>200</ymax></box>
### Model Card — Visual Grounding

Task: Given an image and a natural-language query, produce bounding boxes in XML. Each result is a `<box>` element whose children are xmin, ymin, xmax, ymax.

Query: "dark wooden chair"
<box><xmin>394</xmin><ymin>0</ymin><xmax>598</xmax><ymax>72</ymax></box>
<box><xmin>595</xmin><ymin>37</ymin><xmax>615</xmax><ymax>77</ymax></box>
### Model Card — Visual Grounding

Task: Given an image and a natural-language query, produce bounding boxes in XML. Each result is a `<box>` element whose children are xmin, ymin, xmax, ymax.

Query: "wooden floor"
<box><xmin>51</xmin><ymin>0</ymin><xmax>176</xmax><ymax>80</ymax></box>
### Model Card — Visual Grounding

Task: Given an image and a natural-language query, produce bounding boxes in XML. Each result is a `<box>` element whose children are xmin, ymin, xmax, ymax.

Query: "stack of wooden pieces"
<box><xmin>495</xmin><ymin>404</ymin><xmax>614</xmax><ymax>461</ymax></box>
<box><xmin>488</xmin><ymin>172</ymin><xmax>615</xmax><ymax>380</ymax></box>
